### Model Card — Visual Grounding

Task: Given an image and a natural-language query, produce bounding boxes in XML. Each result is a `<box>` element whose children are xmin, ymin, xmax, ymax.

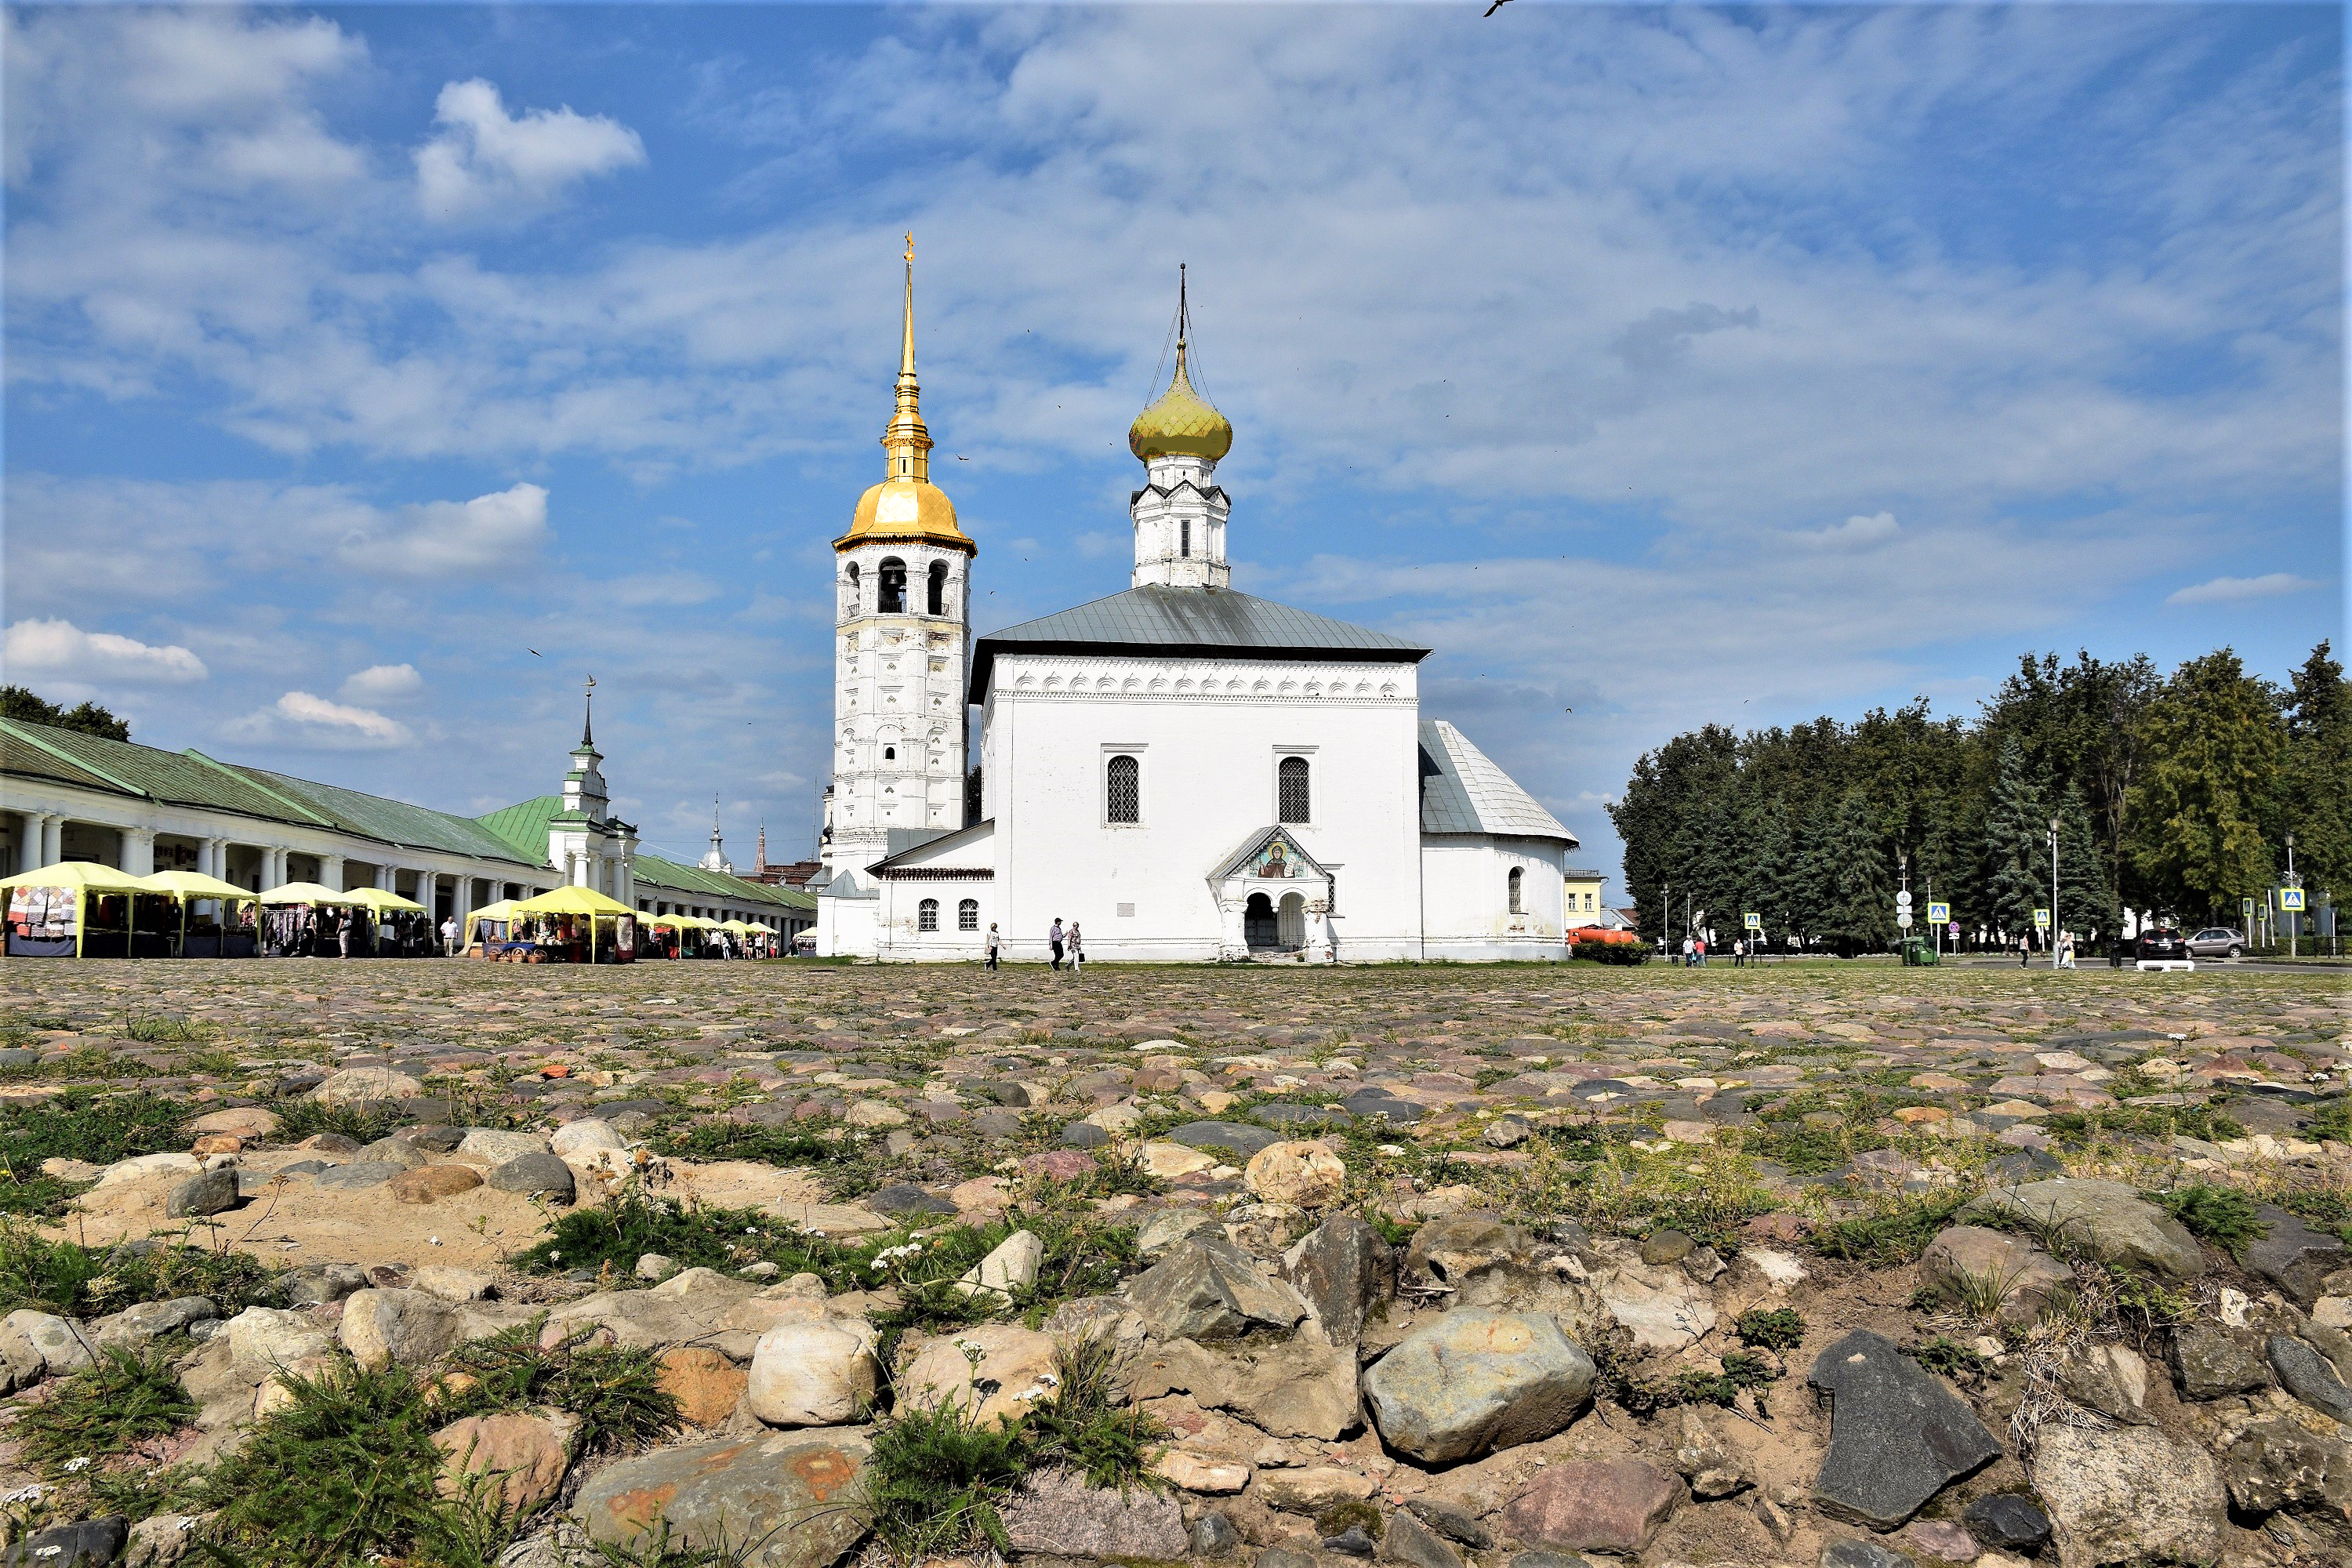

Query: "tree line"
<box><xmin>1607</xmin><ymin>642</ymin><xmax>2347</xmax><ymax>953</ymax></box>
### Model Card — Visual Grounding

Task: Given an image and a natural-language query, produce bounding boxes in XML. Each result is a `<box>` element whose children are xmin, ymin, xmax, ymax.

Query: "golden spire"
<box><xmin>1131</xmin><ymin>263</ymin><xmax>1232</xmax><ymax>463</ymax></box>
<box><xmin>881</xmin><ymin>230</ymin><xmax>931</xmax><ymax>484</ymax></box>
<box><xmin>837</xmin><ymin>233</ymin><xmax>973</xmax><ymax>555</ymax></box>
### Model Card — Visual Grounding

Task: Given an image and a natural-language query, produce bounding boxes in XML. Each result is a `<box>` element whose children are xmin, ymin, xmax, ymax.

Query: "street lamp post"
<box><xmin>2049</xmin><ymin>816</ymin><xmax>2061</xmax><ymax>971</ymax></box>
<box><xmin>2286</xmin><ymin>833</ymin><xmax>2299</xmax><ymax>960</ymax></box>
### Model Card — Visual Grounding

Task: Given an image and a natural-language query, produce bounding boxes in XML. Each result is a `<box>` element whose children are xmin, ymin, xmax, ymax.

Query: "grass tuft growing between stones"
<box><xmin>864</xmin><ymin>1332</ymin><xmax>1168</xmax><ymax>1559</ymax></box>
<box><xmin>433</xmin><ymin>1318</ymin><xmax>681</xmax><ymax>1456</ymax></box>
<box><xmin>2152</xmin><ymin>1181</ymin><xmax>2269</xmax><ymax>1262</ymax></box>
<box><xmin>0</xmin><ymin>1221</ymin><xmax>281</xmax><ymax>1318</ymax></box>
<box><xmin>1809</xmin><ymin>1189</ymin><xmax>1972</xmax><ymax>1267</ymax></box>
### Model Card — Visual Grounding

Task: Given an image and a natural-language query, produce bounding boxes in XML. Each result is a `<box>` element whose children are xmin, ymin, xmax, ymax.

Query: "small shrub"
<box><xmin>1810</xmin><ymin>1190</ymin><xmax>1970</xmax><ymax>1267</ymax></box>
<box><xmin>863</xmin><ymin>1395</ymin><xmax>1029</xmax><ymax>1556</ymax></box>
<box><xmin>17</xmin><ymin>1346</ymin><xmax>197</xmax><ymax>1471</ymax></box>
<box><xmin>1734</xmin><ymin>1308</ymin><xmax>1806</xmax><ymax>1352</ymax></box>
<box><xmin>2154</xmin><ymin>1182</ymin><xmax>2268</xmax><ymax>1262</ymax></box>
<box><xmin>1022</xmin><ymin>1332</ymin><xmax>1167</xmax><ymax>1492</ymax></box>
<box><xmin>1911</xmin><ymin>1335</ymin><xmax>1987</xmax><ymax>1379</ymax></box>
<box><xmin>0</xmin><ymin>1223</ymin><xmax>279</xmax><ymax>1323</ymax></box>
<box><xmin>197</xmin><ymin>1360</ymin><xmax>451</xmax><ymax>1566</ymax></box>
<box><xmin>2301</xmin><ymin>1100</ymin><xmax>2351</xmax><ymax>1145</ymax></box>
<box><xmin>436</xmin><ymin>1319</ymin><xmax>681</xmax><ymax>1454</ymax></box>
<box><xmin>650</xmin><ymin>1116</ymin><xmax>874</xmax><ymax>1169</ymax></box>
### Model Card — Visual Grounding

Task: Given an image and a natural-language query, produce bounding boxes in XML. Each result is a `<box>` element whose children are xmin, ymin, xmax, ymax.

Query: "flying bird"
<box><xmin>1483</xmin><ymin>0</ymin><xmax>1514</xmax><ymax>14</ymax></box>
<box><xmin>528</xmin><ymin>648</ymin><xmax>541</xmax><ymax>657</ymax></box>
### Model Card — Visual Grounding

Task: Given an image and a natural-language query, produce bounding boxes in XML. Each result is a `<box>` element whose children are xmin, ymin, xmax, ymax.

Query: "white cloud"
<box><xmin>336</xmin><ymin>483</ymin><xmax>550</xmax><ymax>580</ymax></box>
<box><xmin>414</xmin><ymin>79</ymin><xmax>645</xmax><ymax>220</ymax></box>
<box><xmin>340</xmin><ymin>662</ymin><xmax>423</xmax><ymax>703</ymax></box>
<box><xmin>1794</xmin><ymin>511</ymin><xmax>1901</xmax><ymax>549</ymax></box>
<box><xmin>2164</xmin><ymin>572</ymin><xmax>2325</xmax><ymax>606</ymax></box>
<box><xmin>2</xmin><ymin>618</ymin><xmax>208</xmax><ymax>687</ymax></box>
<box><xmin>225</xmin><ymin>690</ymin><xmax>412</xmax><ymax>749</ymax></box>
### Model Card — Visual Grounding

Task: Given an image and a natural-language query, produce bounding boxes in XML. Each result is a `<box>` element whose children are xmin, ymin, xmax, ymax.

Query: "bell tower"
<box><xmin>820</xmin><ymin>236</ymin><xmax>978</xmax><ymax>895</ymax></box>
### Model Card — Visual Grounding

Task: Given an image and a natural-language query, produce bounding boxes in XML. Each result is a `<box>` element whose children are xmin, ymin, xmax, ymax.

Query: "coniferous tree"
<box><xmin>1981</xmin><ymin>738</ymin><xmax>2047</xmax><ymax>940</ymax></box>
<box><xmin>2053</xmin><ymin>783</ymin><xmax>2113</xmax><ymax>942</ymax></box>
<box><xmin>2275</xmin><ymin>641</ymin><xmax>2350</xmax><ymax>906</ymax></box>
<box><xmin>1816</xmin><ymin>793</ymin><xmax>1893</xmax><ymax>955</ymax></box>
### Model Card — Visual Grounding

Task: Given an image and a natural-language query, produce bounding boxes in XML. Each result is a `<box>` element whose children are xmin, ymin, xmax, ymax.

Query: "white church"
<box><xmin>813</xmin><ymin>253</ymin><xmax>1584</xmax><ymax>963</ymax></box>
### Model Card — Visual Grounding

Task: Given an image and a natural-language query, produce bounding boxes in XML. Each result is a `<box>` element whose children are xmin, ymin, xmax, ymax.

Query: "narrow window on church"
<box><xmin>1508</xmin><ymin>866</ymin><xmax>1524</xmax><ymax>915</ymax></box>
<box><xmin>884</xmin><ymin>746</ymin><xmax>895</xmax><ymax>760</ymax></box>
<box><xmin>918</xmin><ymin>898</ymin><xmax>938</xmax><ymax>932</ymax></box>
<box><xmin>1277</xmin><ymin>757</ymin><xmax>1311</xmax><ymax>824</ymax></box>
<box><xmin>1181</xmin><ymin>519</ymin><xmax>1191</xmax><ymax>558</ymax></box>
<box><xmin>927</xmin><ymin>561</ymin><xmax>948</xmax><ymax>615</ymax></box>
<box><xmin>1106</xmin><ymin>754</ymin><xmax>1141</xmax><ymax>823</ymax></box>
<box><xmin>877</xmin><ymin>558</ymin><xmax>906</xmax><ymax>612</ymax></box>
<box><xmin>958</xmin><ymin>898</ymin><xmax>978</xmax><ymax>931</ymax></box>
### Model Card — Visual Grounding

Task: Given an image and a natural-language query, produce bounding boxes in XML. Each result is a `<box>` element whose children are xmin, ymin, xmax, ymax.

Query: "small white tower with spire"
<box><xmin>698</xmin><ymin>794</ymin><xmax>734</xmax><ymax>874</ymax></box>
<box><xmin>1130</xmin><ymin>265</ymin><xmax>1234</xmax><ymax>590</ymax></box>
<box><xmin>546</xmin><ymin>677</ymin><xmax>637</xmax><ymax>899</ymax></box>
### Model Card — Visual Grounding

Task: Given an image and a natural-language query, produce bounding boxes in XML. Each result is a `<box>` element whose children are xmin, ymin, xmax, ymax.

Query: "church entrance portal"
<box><xmin>1243</xmin><ymin>892</ymin><xmax>1277</xmax><ymax>949</ymax></box>
<box><xmin>1278</xmin><ymin>892</ymin><xmax>1307</xmax><ymax>950</ymax></box>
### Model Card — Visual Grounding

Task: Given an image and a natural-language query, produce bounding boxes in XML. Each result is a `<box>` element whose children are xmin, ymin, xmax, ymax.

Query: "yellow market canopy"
<box><xmin>650</xmin><ymin>913</ymin><xmax>714</xmax><ymax>930</ymax></box>
<box><xmin>259</xmin><ymin>882</ymin><xmax>357</xmax><ymax>906</ymax></box>
<box><xmin>346</xmin><ymin>887</ymin><xmax>426</xmax><ymax>913</ymax></box>
<box><xmin>138</xmin><ymin>870</ymin><xmax>255</xmax><ymax>902</ymax></box>
<box><xmin>720</xmin><ymin>919</ymin><xmax>755</xmax><ymax>932</ymax></box>
<box><xmin>0</xmin><ymin>862</ymin><xmax>151</xmax><ymax>895</ymax></box>
<box><xmin>512</xmin><ymin>886</ymin><xmax>635</xmax><ymax>919</ymax></box>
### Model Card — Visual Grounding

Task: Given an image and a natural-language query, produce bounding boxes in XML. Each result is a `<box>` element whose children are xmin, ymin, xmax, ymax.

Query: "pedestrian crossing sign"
<box><xmin>1743</xmin><ymin>913</ymin><xmax>1761</xmax><ymax>930</ymax></box>
<box><xmin>2034</xmin><ymin>909</ymin><xmax>2050</xmax><ymax>927</ymax></box>
<box><xmin>1927</xmin><ymin>902</ymin><xmax>1950</xmax><ymax>924</ymax></box>
<box><xmin>2280</xmin><ymin>887</ymin><xmax>2307</xmax><ymax>911</ymax></box>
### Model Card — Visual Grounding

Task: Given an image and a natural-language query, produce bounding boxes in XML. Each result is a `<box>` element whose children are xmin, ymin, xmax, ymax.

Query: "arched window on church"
<box><xmin>883</xmin><ymin>746</ymin><xmax>895</xmax><ymax>761</ymax></box>
<box><xmin>1508</xmin><ymin>866</ymin><xmax>1524</xmax><ymax>915</ymax></box>
<box><xmin>877</xmin><ymin>557</ymin><xmax>906</xmax><ymax>613</ymax></box>
<box><xmin>1180</xmin><ymin>519</ymin><xmax>1191</xmax><ymax>559</ymax></box>
<box><xmin>1105</xmin><ymin>754</ymin><xmax>1141</xmax><ymax>823</ymax></box>
<box><xmin>918</xmin><ymin>898</ymin><xmax>938</xmax><ymax>932</ymax></box>
<box><xmin>958</xmin><ymin>898</ymin><xmax>978</xmax><ymax>931</ymax></box>
<box><xmin>927</xmin><ymin>561</ymin><xmax>948</xmax><ymax>615</ymax></box>
<box><xmin>1277</xmin><ymin>757</ymin><xmax>1311</xmax><ymax>824</ymax></box>
<box><xmin>844</xmin><ymin>562</ymin><xmax>860</xmax><ymax>605</ymax></box>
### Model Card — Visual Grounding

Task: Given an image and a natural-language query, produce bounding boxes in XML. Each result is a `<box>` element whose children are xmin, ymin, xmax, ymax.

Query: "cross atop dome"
<box><xmin>1130</xmin><ymin>264</ymin><xmax>1233</xmax><ymax>465</ymax></box>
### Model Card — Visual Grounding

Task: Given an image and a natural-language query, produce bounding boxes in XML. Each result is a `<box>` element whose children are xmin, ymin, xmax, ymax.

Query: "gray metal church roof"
<box><xmin>971</xmin><ymin>586</ymin><xmax>1428</xmax><ymax>700</ymax></box>
<box><xmin>1418</xmin><ymin>720</ymin><xmax>1577</xmax><ymax>845</ymax></box>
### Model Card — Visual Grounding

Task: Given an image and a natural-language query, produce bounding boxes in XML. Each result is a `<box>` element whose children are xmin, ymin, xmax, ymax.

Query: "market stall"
<box><xmin>508</xmin><ymin>886</ymin><xmax>637</xmax><ymax>964</ymax></box>
<box><xmin>345</xmin><ymin>887</ymin><xmax>430</xmax><ymax>956</ymax></box>
<box><xmin>256</xmin><ymin>882</ymin><xmax>361</xmax><ymax>957</ymax></box>
<box><xmin>644</xmin><ymin>912</ymin><xmax>715</xmax><ymax>960</ymax></box>
<box><xmin>2</xmin><ymin>862</ymin><xmax>151</xmax><ymax>957</ymax></box>
<box><xmin>463</xmin><ymin>898</ymin><xmax>524</xmax><ymax>957</ymax></box>
<box><xmin>139</xmin><ymin>870</ymin><xmax>260</xmax><ymax>958</ymax></box>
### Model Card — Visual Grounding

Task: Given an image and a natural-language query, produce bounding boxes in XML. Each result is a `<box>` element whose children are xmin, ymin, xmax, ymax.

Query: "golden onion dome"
<box><xmin>840</xmin><ymin>477</ymin><xmax>971</xmax><ymax>550</ymax></box>
<box><xmin>1129</xmin><ymin>339</ymin><xmax>1232</xmax><ymax>464</ymax></box>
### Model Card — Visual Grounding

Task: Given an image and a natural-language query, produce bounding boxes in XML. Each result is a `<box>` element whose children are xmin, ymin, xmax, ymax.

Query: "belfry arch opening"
<box><xmin>877</xmin><ymin>558</ymin><xmax>907</xmax><ymax>613</ymax></box>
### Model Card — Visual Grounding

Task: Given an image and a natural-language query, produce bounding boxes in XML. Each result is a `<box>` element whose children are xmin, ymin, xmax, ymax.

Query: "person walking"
<box><xmin>1695</xmin><ymin>936</ymin><xmax>1708</xmax><ymax>967</ymax></box>
<box><xmin>1680</xmin><ymin>935</ymin><xmax>1693</xmax><ymax>967</ymax></box>
<box><xmin>1733</xmin><ymin>938</ymin><xmax>1745</xmax><ymax>969</ymax></box>
<box><xmin>335</xmin><ymin>913</ymin><xmax>354</xmax><ymax>960</ymax></box>
<box><xmin>1068</xmin><ymin>921</ymin><xmax>1084</xmax><ymax>977</ymax></box>
<box><xmin>985</xmin><ymin>923</ymin><xmax>1001</xmax><ymax>971</ymax></box>
<box><xmin>439</xmin><ymin>915</ymin><xmax>457</xmax><ymax>956</ymax></box>
<box><xmin>1048</xmin><ymin>917</ymin><xmax>1065</xmax><ymax>971</ymax></box>
<box><xmin>2018</xmin><ymin>931</ymin><xmax>2031</xmax><ymax>967</ymax></box>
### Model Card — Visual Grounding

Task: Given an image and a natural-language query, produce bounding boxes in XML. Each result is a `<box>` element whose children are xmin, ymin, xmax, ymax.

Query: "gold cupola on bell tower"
<box><xmin>837</xmin><ymin>234</ymin><xmax>975</xmax><ymax>555</ymax></box>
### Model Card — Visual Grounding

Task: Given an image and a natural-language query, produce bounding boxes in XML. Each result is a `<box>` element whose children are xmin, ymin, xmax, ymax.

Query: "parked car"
<box><xmin>2186</xmin><ymin>927</ymin><xmax>2245</xmax><ymax>959</ymax></box>
<box><xmin>2135</xmin><ymin>927</ymin><xmax>2189</xmax><ymax>961</ymax></box>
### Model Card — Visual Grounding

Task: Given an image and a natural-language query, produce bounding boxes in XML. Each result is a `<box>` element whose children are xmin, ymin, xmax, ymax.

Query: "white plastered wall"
<box><xmin>1421</xmin><ymin>833</ymin><xmax>1570</xmax><ymax>961</ymax></box>
<box><xmin>983</xmin><ymin>652</ymin><xmax>1425</xmax><ymax>961</ymax></box>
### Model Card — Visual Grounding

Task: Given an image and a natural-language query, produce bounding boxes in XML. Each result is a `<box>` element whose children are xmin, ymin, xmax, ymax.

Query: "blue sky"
<box><xmin>5</xmin><ymin>3</ymin><xmax>2341</xmax><ymax>887</ymax></box>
